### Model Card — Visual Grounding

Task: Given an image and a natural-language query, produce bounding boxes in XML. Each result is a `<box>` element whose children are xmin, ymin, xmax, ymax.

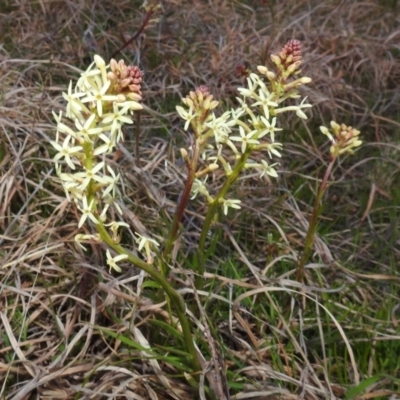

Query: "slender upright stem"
<box><xmin>135</xmin><ymin>111</ymin><xmax>141</xmax><ymax>167</ymax></box>
<box><xmin>111</xmin><ymin>7</ymin><xmax>155</xmax><ymax>59</ymax></box>
<box><xmin>162</xmin><ymin>141</ymin><xmax>201</xmax><ymax>270</ymax></box>
<box><xmin>96</xmin><ymin>222</ymin><xmax>201</xmax><ymax>376</ymax></box>
<box><xmin>196</xmin><ymin>151</ymin><xmax>250</xmax><ymax>287</ymax></box>
<box><xmin>297</xmin><ymin>156</ymin><xmax>336</xmax><ymax>282</ymax></box>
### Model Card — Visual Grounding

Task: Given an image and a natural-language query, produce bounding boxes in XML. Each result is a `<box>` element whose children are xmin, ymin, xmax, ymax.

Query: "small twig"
<box><xmin>135</xmin><ymin>111</ymin><xmax>141</xmax><ymax>167</ymax></box>
<box><xmin>111</xmin><ymin>7</ymin><xmax>155</xmax><ymax>59</ymax></box>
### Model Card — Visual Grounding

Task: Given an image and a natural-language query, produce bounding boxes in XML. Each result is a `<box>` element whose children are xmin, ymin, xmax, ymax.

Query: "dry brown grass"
<box><xmin>1</xmin><ymin>0</ymin><xmax>400</xmax><ymax>399</ymax></box>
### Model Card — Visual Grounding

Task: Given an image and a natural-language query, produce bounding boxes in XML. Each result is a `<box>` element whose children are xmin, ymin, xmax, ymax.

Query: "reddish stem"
<box><xmin>111</xmin><ymin>8</ymin><xmax>155</xmax><ymax>59</ymax></box>
<box><xmin>296</xmin><ymin>156</ymin><xmax>337</xmax><ymax>282</ymax></box>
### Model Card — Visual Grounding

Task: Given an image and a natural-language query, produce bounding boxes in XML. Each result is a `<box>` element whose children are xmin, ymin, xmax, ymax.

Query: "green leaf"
<box><xmin>96</xmin><ymin>326</ymin><xmax>154</xmax><ymax>353</ymax></box>
<box><xmin>345</xmin><ymin>375</ymin><xmax>384</xmax><ymax>400</ymax></box>
<box><xmin>149</xmin><ymin>319</ymin><xmax>184</xmax><ymax>343</ymax></box>
<box><xmin>141</xmin><ymin>280</ymin><xmax>162</xmax><ymax>290</ymax></box>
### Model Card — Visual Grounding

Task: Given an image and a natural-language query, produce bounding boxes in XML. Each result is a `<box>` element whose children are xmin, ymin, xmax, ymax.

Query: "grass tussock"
<box><xmin>0</xmin><ymin>0</ymin><xmax>399</xmax><ymax>399</ymax></box>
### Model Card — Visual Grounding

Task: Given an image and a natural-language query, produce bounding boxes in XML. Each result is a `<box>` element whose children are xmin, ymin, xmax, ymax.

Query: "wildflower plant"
<box><xmin>297</xmin><ymin>121</ymin><xmax>362</xmax><ymax>281</ymax></box>
<box><xmin>51</xmin><ymin>39</ymin><xmax>361</xmax><ymax>387</ymax></box>
<box><xmin>170</xmin><ymin>40</ymin><xmax>313</xmax><ymax>283</ymax></box>
<box><xmin>51</xmin><ymin>55</ymin><xmax>202</xmax><ymax>375</ymax></box>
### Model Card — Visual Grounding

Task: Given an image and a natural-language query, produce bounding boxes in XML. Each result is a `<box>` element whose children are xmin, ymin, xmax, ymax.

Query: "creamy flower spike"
<box><xmin>320</xmin><ymin>121</ymin><xmax>362</xmax><ymax>157</ymax></box>
<box><xmin>51</xmin><ymin>55</ymin><xmax>160</xmax><ymax>272</ymax></box>
<box><xmin>176</xmin><ymin>40</ymin><xmax>313</xmax><ymax>215</ymax></box>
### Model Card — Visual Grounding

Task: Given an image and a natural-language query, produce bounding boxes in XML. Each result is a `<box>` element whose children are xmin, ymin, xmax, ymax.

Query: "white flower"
<box><xmin>235</xmin><ymin>96</ymin><xmax>252</xmax><ymax>116</ymax></box>
<box><xmin>135</xmin><ymin>233</ymin><xmax>160</xmax><ymax>264</ymax></box>
<box><xmin>77</xmin><ymin>196</ymin><xmax>99</xmax><ymax>228</ymax></box>
<box><xmin>230</xmin><ymin>126</ymin><xmax>259</xmax><ymax>153</ymax></box>
<box><xmin>52</xmin><ymin>110</ymin><xmax>63</xmax><ymax>124</ymax></box>
<box><xmin>106</xmin><ymin>249</ymin><xmax>128</xmax><ymax>273</ymax></box>
<box><xmin>105</xmin><ymin>221</ymin><xmax>129</xmax><ymax>241</ymax></box>
<box><xmin>296</xmin><ymin>97</ymin><xmax>312</xmax><ymax>119</ymax></box>
<box><xmin>51</xmin><ymin>135</ymin><xmax>83</xmax><ymax>170</ymax></box>
<box><xmin>320</xmin><ymin>125</ymin><xmax>334</xmax><ymax>141</ymax></box>
<box><xmin>102</xmin><ymin>102</ymin><xmax>133</xmax><ymax>139</ymax></box>
<box><xmin>76</xmin><ymin>59</ymin><xmax>103</xmax><ymax>92</ymax></box>
<box><xmin>102</xmin><ymin>165</ymin><xmax>120</xmax><ymax>198</ymax></box>
<box><xmin>230</xmin><ymin>107</ymin><xmax>246</xmax><ymax>124</ymax></box>
<box><xmin>93</xmin><ymin>134</ymin><xmax>117</xmax><ymax>155</ymax></box>
<box><xmin>204</xmin><ymin>111</ymin><xmax>232</xmax><ymax>144</ymax></box>
<box><xmin>74</xmin><ymin>161</ymin><xmax>108</xmax><ymax>191</ymax></box>
<box><xmin>259</xmin><ymin>116</ymin><xmax>282</xmax><ymax>142</ymax></box>
<box><xmin>56</xmin><ymin>166</ymin><xmax>80</xmax><ymax>200</ymax></box>
<box><xmin>62</xmin><ymin>81</ymin><xmax>87</xmax><ymax>119</ymax></box>
<box><xmin>135</xmin><ymin>234</ymin><xmax>160</xmax><ymax>251</ymax></box>
<box><xmin>53</xmin><ymin>111</ymin><xmax>63</xmax><ymax>142</ymax></box>
<box><xmin>191</xmin><ymin>178</ymin><xmax>209</xmax><ymax>199</ymax></box>
<box><xmin>265</xmin><ymin>142</ymin><xmax>283</xmax><ymax>158</ymax></box>
<box><xmin>56</xmin><ymin>121</ymin><xmax>78</xmax><ymax>140</ymax></box>
<box><xmin>94</xmin><ymin>54</ymin><xmax>108</xmax><ymax>84</ymax></box>
<box><xmin>237</xmin><ymin>76</ymin><xmax>258</xmax><ymax>99</ymax></box>
<box><xmin>275</xmin><ymin>97</ymin><xmax>312</xmax><ymax>120</ymax></box>
<box><xmin>176</xmin><ymin>105</ymin><xmax>195</xmax><ymax>131</ymax></box>
<box><xmin>259</xmin><ymin>160</ymin><xmax>279</xmax><ymax>178</ymax></box>
<box><xmin>81</xmin><ymin>80</ymin><xmax>118</xmax><ymax>117</ymax></box>
<box><xmin>75</xmin><ymin>233</ymin><xmax>101</xmax><ymax>251</ymax></box>
<box><xmin>219</xmin><ymin>198</ymin><xmax>241</xmax><ymax>215</ymax></box>
<box><xmin>74</xmin><ymin>113</ymin><xmax>103</xmax><ymax>142</ymax></box>
<box><xmin>100</xmin><ymin>193</ymin><xmax>122</xmax><ymax>219</ymax></box>
<box><xmin>252</xmin><ymin>88</ymin><xmax>278</xmax><ymax>120</ymax></box>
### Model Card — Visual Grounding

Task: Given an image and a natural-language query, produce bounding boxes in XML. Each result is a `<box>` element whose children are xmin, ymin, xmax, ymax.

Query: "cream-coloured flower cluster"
<box><xmin>176</xmin><ymin>53</ymin><xmax>312</xmax><ymax>215</ymax></box>
<box><xmin>51</xmin><ymin>55</ymin><xmax>142</xmax><ymax>224</ymax></box>
<box><xmin>51</xmin><ymin>55</ymin><xmax>159</xmax><ymax>268</ymax></box>
<box><xmin>320</xmin><ymin>121</ymin><xmax>362</xmax><ymax>157</ymax></box>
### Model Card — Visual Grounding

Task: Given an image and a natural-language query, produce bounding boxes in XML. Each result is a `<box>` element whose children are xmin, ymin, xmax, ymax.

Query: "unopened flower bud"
<box><xmin>266</xmin><ymin>71</ymin><xmax>276</xmax><ymax>81</ymax></box>
<box><xmin>94</xmin><ymin>55</ymin><xmax>106</xmax><ymax>68</ymax></box>
<box><xmin>321</xmin><ymin>121</ymin><xmax>362</xmax><ymax>157</ymax></box>
<box><xmin>107</xmin><ymin>71</ymin><xmax>117</xmax><ymax>81</ymax></box>
<box><xmin>209</xmin><ymin>100</ymin><xmax>219</xmax><ymax>110</ymax></box>
<box><xmin>126</xmin><ymin>92</ymin><xmax>142</xmax><ymax>101</ymax></box>
<box><xmin>300</xmin><ymin>77</ymin><xmax>312</xmax><ymax>84</ymax></box>
<box><xmin>195</xmin><ymin>85</ymin><xmax>211</xmax><ymax>98</ymax></box>
<box><xmin>110</xmin><ymin>59</ymin><xmax>118</xmax><ymax>71</ymax></box>
<box><xmin>203</xmin><ymin>96</ymin><xmax>212</xmax><ymax>110</ymax></box>
<box><xmin>182</xmin><ymin>97</ymin><xmax>193</xmax><ymax>108</ymax></box>
<box><xmin>257</xmin><ymin>65</ymin><xmax>269</xmax><ymax>75</ymax></box>
<box><xmin>271</xmin><ymin>54</ymin><xmax>281</xmax><ymax>66</ymax></box>
<box><xmin>120</xmin><ymin>78</ymin><xmax>131</xmax><ymax>88</ymax></box>
<box><xmin>116</xmin><ymin>94</ymin><xmax>127</xmax><ymax>103</ymax></box>
<box><xmin>287</xmin><ymin>60</ymin><xmax>302</xmax><ymax>74</ymax></box>
<box><xmin>180</xmin><ymin>148</ymin><xmax>188</xmax><ymax>159</ymax></box>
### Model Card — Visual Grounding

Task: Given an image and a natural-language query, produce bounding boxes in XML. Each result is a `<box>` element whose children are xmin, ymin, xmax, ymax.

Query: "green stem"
<box><xmin>96</xmin><ymin>222</ymin><xmax>201</xmax><ymax>376</ymax></box>
<box><xmin>196</xmin><ymin>151</ymin><xmax>250</xmax><ymax>288</ymax></box>
<box><xmin>297</xmin><ymin>156</ymin><xmax>336</xmax><ymax>282</ymax></box>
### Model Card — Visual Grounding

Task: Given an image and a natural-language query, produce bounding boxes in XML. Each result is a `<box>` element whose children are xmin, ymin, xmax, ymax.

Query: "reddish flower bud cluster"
<box><xmin>278</xmin><ymin>39</ymin><xmax>302</xmax><ymax>70</ymax></box>
<box><xmin>195</xmin><ymin>85</ymin><xmax>211</xmax><ymax>98</ymax></box>
<box><xmin>107</xmin><ymin>59</ymin><xmax>144</xmax><ymax>101</ymax></box>
<box><xmin>183</xmin><ymin>85</ymin><xmax>219</xmax><ymax>112</ymax></box>
<box><xmin>235</xmin><ymin>63</ymin><xmax>251</xmax><ymax>79</ymax></box>
<box><xmin>270</xmin><ymin>39</ymin><xmax>304</xmax><ymax>81</ymax></box>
